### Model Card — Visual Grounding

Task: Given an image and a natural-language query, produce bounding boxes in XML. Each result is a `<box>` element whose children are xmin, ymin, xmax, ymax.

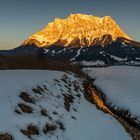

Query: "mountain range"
<box><xmin>0</xmin><ymin>14</ymin><xmax>140</xmax><ymax>66</ymax></box>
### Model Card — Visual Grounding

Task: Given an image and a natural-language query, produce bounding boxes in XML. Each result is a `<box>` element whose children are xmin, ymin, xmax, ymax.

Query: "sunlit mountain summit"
<box><xmin>23</xmin><ymin>14</ymin><xmax>131</xmax><ymax>47</ymax></box>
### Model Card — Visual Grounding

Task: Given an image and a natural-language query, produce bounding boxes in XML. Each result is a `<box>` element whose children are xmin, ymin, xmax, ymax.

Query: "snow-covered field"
<box><xmin>0</xmin><ymin>70</ymin><xmax>130</xmax><ymax>140</ymax></box>
<box><xmin>84</xmin><ymin>66</ymin><xmax>140</xmax><ymax>120</ymax></box>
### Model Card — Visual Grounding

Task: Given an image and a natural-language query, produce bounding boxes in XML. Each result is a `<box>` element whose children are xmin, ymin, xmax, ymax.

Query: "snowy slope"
<box><xmin>84</xmin><ymin>66</ymin><xmax>140</xmax><ymax>120</ymax></box>
<box><xmin>0</xmin><ymin>70</ymin><xmax>130</xmax><ymax>140</ymax></box>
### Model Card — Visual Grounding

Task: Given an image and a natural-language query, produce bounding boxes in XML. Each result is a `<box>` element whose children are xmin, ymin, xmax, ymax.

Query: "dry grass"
<box><xmin>56</xmin><ymin>121</ymin><xmax>65</xmax><ymax>131</ymax></box>
<box><xmin>0</xmin><ymin>134</ymin><xmax>13</xmax><ymax>140</ymax></box>
<box><xmin>18</xmin><ymin>103</ymin><xmax>33</xmax><ymax>113</ymax></box>
<box><xmin>19</xmin><ymin>92</ymin><xmax>34</xmax><ymax>104</ymax></box>
<box><xmin>21</xmin><ymin>124</ymin><xmax>39</xmax><ymax>138</ymax></box>
<box><xmin>43</xmin><ymin>123</ymin><xmax>57</xmax><ymax>134</ymax></box>
<box><xmin>63</xmin><ymin>94</ymin><xmax>74</xmax><ymax>112</ymax></box>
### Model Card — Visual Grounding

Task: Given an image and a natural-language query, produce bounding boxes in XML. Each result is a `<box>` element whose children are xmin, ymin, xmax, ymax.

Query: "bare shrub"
<box><xmin>19</xmin><ymin>92</ymin><xmax>34</xmax><ymax>103</ymax></box>
<box><xmin>0</xmin><ymin>133</ymin><xmax>13</xmax><ymax>140</ymax></box>
<box><xmin>21</xmin><ymin>124</ymin><xmax>39</xmax><ymax>138</ymax></box>
<box><xmin>18</xmin><ymin>103</ymin><xmax>33</xmax><ymax>113</ymax></box>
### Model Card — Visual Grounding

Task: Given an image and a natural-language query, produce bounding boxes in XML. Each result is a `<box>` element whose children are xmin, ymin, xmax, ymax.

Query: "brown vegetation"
<box><xmin>43</xmin><ymin>123</ymin><xmax>57</xmax><ymax>134</ymax></box>
<box><xmin>0</xmin><ymin>134</ymin><xmax>13</xmax><ymax>140</ymax></box>
<box><xmin>63</xmin><ymin>94</ymin><xmax>74</xmax><ymax>112</ymax></box>
<box><xmin>56</xmin><ymin>121</ymin><xmax>65</xmax><ymax>131</ymax></box>
<box><xmin>0</xmin><ymin>55</ymin><xmax>79</xmax><ymax>72</ymax></box>
<box><xmin>19</xmin><ymin>92</ymin><xmax>34</xmax><ymax>103</ymax></box>
<box><xmin>18</xmin><ymin>103</ymin><xmax>33</xmax><ymax>113</ymax></box>
<box><xmin>40</xmin><ymin>109</ymin><xmax>48</xmax><ymax>117</ymax></box>
<box><xmin>21</xmin><ymin>124</ymin><xmax>39</xmax><ymax>138</ymax></box>
<box><xmin>32</xmin><ymin>85</ymin><xmax>46</xmax><ymax>95</ymax></box>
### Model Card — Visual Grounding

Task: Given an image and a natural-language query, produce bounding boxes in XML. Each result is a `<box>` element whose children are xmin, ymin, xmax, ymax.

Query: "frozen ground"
<box><xmin>84</xmin><ymin>66</ymin><xmax>140</xmax><ymax>120</ymax></box>
<box><xmin>0</xmin><ymin>70</ymin><xmax>130</xmax><ymax>140</ymax></box>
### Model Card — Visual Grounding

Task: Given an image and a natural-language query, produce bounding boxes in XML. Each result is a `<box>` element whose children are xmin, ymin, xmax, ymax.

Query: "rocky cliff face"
<box><xmin>22</xmin><ymin>14</ymin><xmax>131</xmax><ymax>47</ymax></box>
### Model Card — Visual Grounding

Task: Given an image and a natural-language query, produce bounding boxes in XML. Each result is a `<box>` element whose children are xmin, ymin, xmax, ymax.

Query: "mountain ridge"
<box><xmin>22</xmin><ymin>14</ymin><xmax>131</xmax><ymax>48</ymax></box>
<box><xmin>0</xmin><ymin>14</ymin><xmax>140</xmax><ymax>67</ymax></box>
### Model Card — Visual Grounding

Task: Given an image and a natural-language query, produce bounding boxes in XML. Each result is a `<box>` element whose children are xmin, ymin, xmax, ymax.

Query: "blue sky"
<box><xmin>0</xmin><ymin>0</ymin><xmax>139</xmax><ymax>49</ymax></box>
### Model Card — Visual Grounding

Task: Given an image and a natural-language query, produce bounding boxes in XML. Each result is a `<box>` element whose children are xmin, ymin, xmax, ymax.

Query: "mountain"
<box><xmin>0</xmin><ymin>14</ymin><xmax>140</xmax><ymax>66</ymax></box>
<box><xmin>22</xmin><ymin>14</ymin><xmax>131</xmax><ymax>48</ymax></box>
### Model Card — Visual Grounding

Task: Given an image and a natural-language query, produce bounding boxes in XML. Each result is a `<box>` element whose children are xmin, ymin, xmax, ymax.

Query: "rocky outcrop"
<box><xmin>22</xmin><ymin>14</ymin><xmax>131</xmax><ymax>47</ymax></box>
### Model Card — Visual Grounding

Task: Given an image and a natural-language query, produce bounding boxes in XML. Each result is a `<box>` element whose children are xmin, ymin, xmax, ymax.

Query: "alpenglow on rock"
<box><xmin>22</xmin><ymin>14</ymin><xmax>131</xmax><ymax>48</ymax></box>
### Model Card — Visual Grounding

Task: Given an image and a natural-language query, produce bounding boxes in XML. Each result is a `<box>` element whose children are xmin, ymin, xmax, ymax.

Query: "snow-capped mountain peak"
<box><xmin>22</xmin><ymin>14</ymin><xmax>131</xmax><ymax>48</ymax></box>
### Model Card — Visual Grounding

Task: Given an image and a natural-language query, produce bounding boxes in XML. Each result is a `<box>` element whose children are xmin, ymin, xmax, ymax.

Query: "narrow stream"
<box><xmin>84</xmin><ymin>81</ymin><xmax>140</xmax><ymax>140</ymax></box>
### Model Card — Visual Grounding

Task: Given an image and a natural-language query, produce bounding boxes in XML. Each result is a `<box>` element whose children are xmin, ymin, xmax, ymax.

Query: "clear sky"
<box><xmin>0</xmin><ymin>0</ymin><xmax>140</xmax><ymax>50</ymax></box>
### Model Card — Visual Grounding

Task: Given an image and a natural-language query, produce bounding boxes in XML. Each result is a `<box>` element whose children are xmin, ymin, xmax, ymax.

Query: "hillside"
<box><xmin>0</xmin><ymin>70</ymin><xmax>130</xmax><ymax>140</ymax></box>
<box><xmin>84</xmin><ymin>66</ymin><xmax>140</xmax><ymax>129</ymax></box>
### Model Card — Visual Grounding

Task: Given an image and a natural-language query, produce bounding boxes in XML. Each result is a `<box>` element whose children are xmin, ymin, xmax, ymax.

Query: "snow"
<box><xmin>81</xmin><ymin>60</ymin><xmax>105</xmax><ymax>66</ymax></box>
<box><xmin>71</xmin><ymin>48</ymin><xmax>82</xmax><ymax>61</ymax></box>
<box><xmin>75</xmin><ymin>48</ymin><xmax>81</xmax><ymax>58</ymax></box>
<box><xmin>130</xmin><ymin>61</ymin><xmax>140</xmax><ymax>65</ymax></box>
<box><xmin>122</xmin><ymin>42</ymin><xmax>127</xmax><ymax>47</ymax></box>
<box><xmin>136</xmin><ymin>57</ymin><xmax>140</xmax><ymax>60</ymax></box>
<box><xmin>44</xmin><ymin>49</ymin><xmax>49</xmax><ymax>53</ymax></box>
<box><xmin>56</xmin><ymin>50</ymin><xmax>63</xmax><ymax>54</ymax></box>
<box><xmin>0</xmin><ymin>70</ymin><xmax>130</xmax><ymax>140</ymax></box>
<box><xmin>70</xmin><ymin>57</ymin><xmax>75</xmax><ymax>61</ymax></box>
<box><xmin>84</xmin><ymin>66</ymin><xmax>140</xmax><ymax>119</ymax></box>
<box><xmin>110</xmin><ymin>55</ymin><xmax>127</xmax><ymax>61</ymax></box>
<box><xmin>102</xmin><ymin>51</ymin><xmax>127</xmax><ymax>61</ymax></box>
